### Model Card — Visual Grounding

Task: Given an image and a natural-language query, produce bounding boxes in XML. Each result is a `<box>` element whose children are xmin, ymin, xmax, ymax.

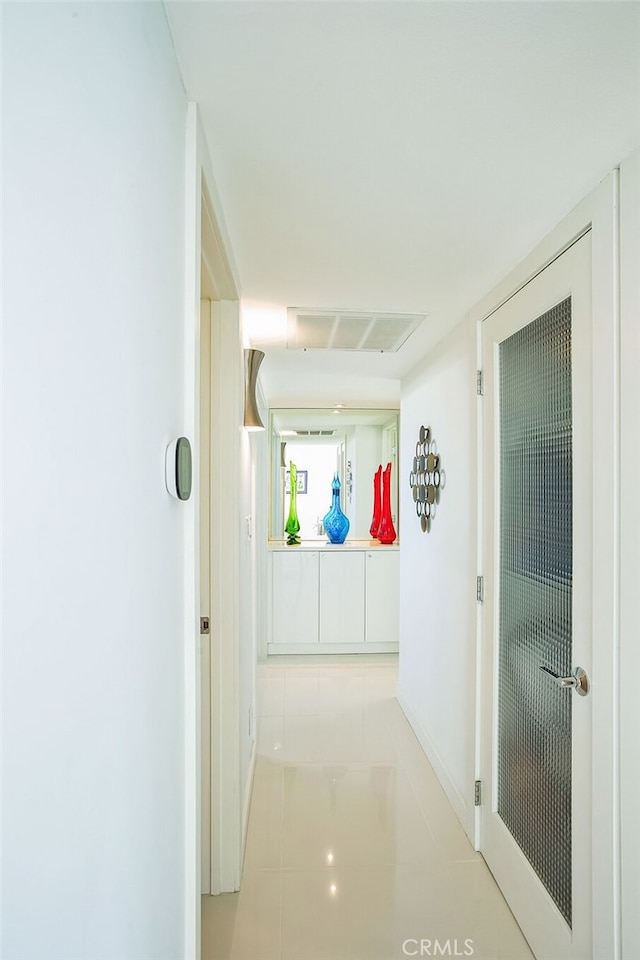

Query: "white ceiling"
<box><xmin>165</xmin><ymin>1</ymin><xmax>640</xmax><ymax>407</ymax></box>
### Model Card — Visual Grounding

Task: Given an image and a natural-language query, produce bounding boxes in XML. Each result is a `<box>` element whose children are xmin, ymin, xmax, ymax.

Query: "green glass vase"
<box><xmin>285</xmin><ymin>461</ymin><xmax>301</xmax><ymax>545</ymax></box>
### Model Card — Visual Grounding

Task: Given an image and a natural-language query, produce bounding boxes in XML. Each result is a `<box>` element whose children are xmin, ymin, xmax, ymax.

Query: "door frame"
<box><xmin>479</xmin><ymin>234</ymin><xmax>593</xmax><ymax>959</ymax></box>
<box><xmin>471</xmin><ymin>171</ymin><xmax>621</xmax><ymax>959</ymax></box>
<box><xmin>183</xmin><ymin>102</ymin><xmax>242</xmax><ymax>960</ymax></box>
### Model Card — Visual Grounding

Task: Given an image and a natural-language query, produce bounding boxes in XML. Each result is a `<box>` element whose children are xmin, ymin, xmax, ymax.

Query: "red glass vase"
<box><xmin>369</xmin><ymin>464</ymin><xmax>382</xmax><ymax>538</ymax></box>
<box><xmin>377</xmin><ymin>462</ymin><xmax>396</xmax><ymax>544</ymax></box>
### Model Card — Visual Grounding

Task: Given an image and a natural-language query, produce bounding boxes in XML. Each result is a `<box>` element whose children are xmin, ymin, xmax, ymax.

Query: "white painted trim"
<box><xmin>469</xmin><ymin>222</ymin><xmax>595</xmax><ymax>327</ymax></box>
<box><xmin>183</xmin><ymin>100</ymin><xmax>201</xmax><ymax>960</ymax></box>
<box><xmin>241</xmin><ymin>739</ymin><xmax>258</xmax><ymax>866</ymax></box>
<box><xmin>610</xmin><ymin>167</ymin><xmax>622</xmax><ymax>960</ymax></box>
<box><xmin>397</xmin><ymin>691</ymin><xmax>471</xmax><ymax>841</ymax></box>
<box><xmin>196</xmin><ymin>124</ymin><xmax>240</xmax><ymax>300</ymax></box>
<box><xmin>199</xmin><ymin>300</ymin><xmax>212</xmax><ymax>898</ymax></box>
<box><xmin>210</xmin><ymin>298</ymin><xmax>243</xmax><ymax>894</ymax></box>
<box><xmin>475</xmin><ymin>227</ymin><xmax>591</xmax><ymax>326</ymax></box>
<box><xmin>201</xmin><ymin>184</ymin><xmax>237</xmax><ymax>302</ymax></box>
<box><xmin>470</xmin><ymin>171</ymin><xmax>620</xmax><ymax>960</ymax></box>
<box><xmin>255</xmin><ymin>379</ymin><xmax>270</xmax><ymax>663</ymax></box>
<box><xmin>619</xmin><ymin>147</ymin><xmax>640</xmax><ymax>960</ymax></box>
<box><xmin>183</xmin><ymin>102</ymin><xmax>244</xmax><ymax>958</ymax></box>
<box><xmin>473</xmin><ymin>317</ymin><xmax>484</xmax><ymax>852</ymax></box>
<box><xmin>263</xmin><ymin>532</ymin><xmax>273</xmax><ymax>659</ymax></box>
<box><xmin>587</xmin><ymin>172</ymin><xmax>619</xmax><ymax>960</ymax></box>
<box><xmin>208</xmin><ymin>298</ymin><xmax>223</xmax><ymax>896</ymax></box>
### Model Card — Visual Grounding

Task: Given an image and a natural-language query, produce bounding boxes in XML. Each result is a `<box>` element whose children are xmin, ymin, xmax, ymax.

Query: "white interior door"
<box><xmin>480</xmin><ymin>234</ymin><xmax>592</xmax><ymax>960</ymax></box>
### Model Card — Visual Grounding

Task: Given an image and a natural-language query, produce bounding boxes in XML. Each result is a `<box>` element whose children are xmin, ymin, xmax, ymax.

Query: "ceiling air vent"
<box><xmin>294</xmin><ymin>430</ymin><xmax>335</xmax><ymax>436</ymax></box>
<box><xmin>287</xmin><ymin>308</ymin><xmax>425</xmax><ymax>352</ymax></box>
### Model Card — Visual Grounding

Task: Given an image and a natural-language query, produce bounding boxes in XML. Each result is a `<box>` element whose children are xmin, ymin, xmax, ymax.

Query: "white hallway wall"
<box><xmin>2</xmin><ymin>4</ymin><xmax>189</xmax><ymax>958</ymax></box>
<box><xmin>398</xmin><ymin>318</ymin><xmax>477</xmax><ymax>835</ymax></box>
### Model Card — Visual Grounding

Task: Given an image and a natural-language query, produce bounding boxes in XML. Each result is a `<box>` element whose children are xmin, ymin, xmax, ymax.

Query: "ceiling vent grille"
<box><xmin>287</xmin><ymin>308</ymin><xmax>425</xmax><ymax>352</ymax></box>
<box><xmin>294</xmin><ymin>430</ymin><xmax>336</xmax><ymax>436</ymax></box>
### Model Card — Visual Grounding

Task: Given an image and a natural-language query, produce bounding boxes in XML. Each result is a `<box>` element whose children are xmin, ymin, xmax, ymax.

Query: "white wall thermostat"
<box><xmin>165</xmin><ymin>437</ymin><xmax>192</xmax><ymax>501</ymax></box>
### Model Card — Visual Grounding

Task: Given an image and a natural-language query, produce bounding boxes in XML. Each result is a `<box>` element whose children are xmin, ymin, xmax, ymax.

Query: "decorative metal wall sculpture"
<box><xmin>408</xmin><ymin>425</ymin><xmax>446</xmax><ymax>533</ymax></box>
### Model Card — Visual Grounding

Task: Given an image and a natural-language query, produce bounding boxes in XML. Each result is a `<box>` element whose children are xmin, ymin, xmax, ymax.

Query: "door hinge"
<box><xmin>200</xmin><ymin>616</ymin><xmax>210</xmax><ymax>635</ymax></box>
<box><xmin>476</xmin><ymin>369</ymin><xmax>484</xmax><ymax>396</ymax></box>
<box><xmin>476</xmin><ymin>575</ymin><xmax>484</xmax><ymax>603</ymax></box>
<box><xmin>474</xmin><ymin>780</ymin><xmax>482</xmax><ymax>806</ymax></box>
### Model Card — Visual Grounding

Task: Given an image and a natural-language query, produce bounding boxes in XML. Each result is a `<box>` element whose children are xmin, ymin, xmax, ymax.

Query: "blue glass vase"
<box><xmin>323</xmin><ymin>473</ymin><xmax>350</xmax><ymax>544</ymax></box>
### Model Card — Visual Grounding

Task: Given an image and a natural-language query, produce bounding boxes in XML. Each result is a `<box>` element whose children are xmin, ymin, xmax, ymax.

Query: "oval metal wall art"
<box><xmin>408</xmin><ymin>425</ymin><xmax>444</xmax><ymax>533</ymax></box>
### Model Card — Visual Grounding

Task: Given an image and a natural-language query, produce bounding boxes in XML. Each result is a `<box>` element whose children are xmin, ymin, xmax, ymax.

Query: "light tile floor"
<box><xmin>202</xmin><ymin>656</ymin><xmax>535</xmax><ymax>960</ymax></box>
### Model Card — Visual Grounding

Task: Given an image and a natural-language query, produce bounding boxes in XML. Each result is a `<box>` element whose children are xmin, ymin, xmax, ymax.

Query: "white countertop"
<box><xmin>267</xmin><ymin>539</ymin><xmax>400</xmax><ymax>551</ymax></box>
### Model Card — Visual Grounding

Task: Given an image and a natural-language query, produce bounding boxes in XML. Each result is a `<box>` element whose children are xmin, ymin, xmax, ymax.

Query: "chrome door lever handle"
<box><xmin>539</xmin><ymin>666</ymin><xmax>577</xmax><ymax>688</ymax></box>
<box><xmin>539</xmin><ymin>665</ymin><xmax>590</xmax><ymax>697</ymax></box>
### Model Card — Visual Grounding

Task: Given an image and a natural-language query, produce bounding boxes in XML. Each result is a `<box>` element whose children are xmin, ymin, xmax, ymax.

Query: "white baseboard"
<box><xmin>267</xmin><ymin>641</ymin><xmax>398</xmax><ymax>655</ymax></box>
<box><xmin>396</xmin><ymin>690</ymin><xmax>473</xmax><ymax>842</ymax></box>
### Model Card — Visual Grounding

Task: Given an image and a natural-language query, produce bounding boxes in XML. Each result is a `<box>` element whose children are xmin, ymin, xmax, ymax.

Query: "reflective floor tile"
<box><xmin>202</xmin><ymin>657</ymin><xmax>534</xmax><ymax>960</ymax></box>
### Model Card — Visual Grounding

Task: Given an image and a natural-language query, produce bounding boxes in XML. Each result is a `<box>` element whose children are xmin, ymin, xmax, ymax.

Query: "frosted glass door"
<box><xmin>481</xmin><ymin>234</ymin><xmax>593</xmax><ymax>960</ymax></box>
<box><xmin>498</xmin><ymin>299</ymin><xmax>573</xmax><ymax>924</ymax></box>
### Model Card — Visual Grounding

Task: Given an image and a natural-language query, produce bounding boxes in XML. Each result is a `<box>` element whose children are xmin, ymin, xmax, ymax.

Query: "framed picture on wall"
<box><xmin>285</xmin><ymin>469</ymin><xmax>308</xmax><ymax>494</ymax></box>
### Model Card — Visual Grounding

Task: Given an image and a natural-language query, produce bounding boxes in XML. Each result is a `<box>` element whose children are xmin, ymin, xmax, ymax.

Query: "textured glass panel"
<box><xmin>498</xmin><ymin>297</ymin><xmax>572</xmax><ymax>927</ymax></box>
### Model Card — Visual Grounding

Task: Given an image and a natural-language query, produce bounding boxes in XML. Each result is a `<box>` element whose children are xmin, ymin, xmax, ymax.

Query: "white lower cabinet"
<box><xmin>319</xmin><ymin>551</ymin><xmax>365</xmax><ymax>644</ymax></box>
<box><xmin>366</xmin><ymin>550</ymin><xmax>399</xmax><ymax>644</ymax></box>
<box><xmin>272</xmin><ymin>550</ymin><xmax>319</xmax><ymax>645</ymax></box>
<box><xmin>269</xmin><ymin>546</ymin><xmax>398</xmax><ymax>654</ymax></box>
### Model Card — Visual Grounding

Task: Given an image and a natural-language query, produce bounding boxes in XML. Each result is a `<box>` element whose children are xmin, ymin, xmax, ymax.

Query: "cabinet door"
<box><xmin>272</xmin><ymin>551</ymin><xmax>319</xmax><ymax>644</ymax></box>
<box><xmin>319</xmin><ymin>552</ymin><xmax>365</xmax><ymax>644</ymax></box>
<box><xmin>365</xmin><ymin>551</ymin><xmax>399</xmax><ymax>644</ymax></box>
